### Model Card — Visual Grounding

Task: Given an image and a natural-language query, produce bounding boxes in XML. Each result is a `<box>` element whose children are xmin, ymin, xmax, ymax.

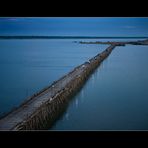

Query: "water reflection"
<box><xmin>91</xmin><ymin>73</ymin><xmax>95</xmax><ymax>86</ymax></box>
<box><xmin>75</xmin><ymin>98</ymin><xmax>78</xmax><ymax>108</ymax></box>
<box><xmin>80</xmin><ymin>89</ymin><xmax>84</xmax><ymax>103</ymax></box>
<box><xmin>51</xmin><ymin>44</ymin><xmax>148</xmax><ymax>130</ymax></box>
<box><xmin>0</xmin><ymin>39</ymin><xmax>108</xmax><ymax>116</ymax></box>
<box><xmin>65</xmin><ymin>112</ymin><xmax>69</xmax><ymax>121</ymax></box>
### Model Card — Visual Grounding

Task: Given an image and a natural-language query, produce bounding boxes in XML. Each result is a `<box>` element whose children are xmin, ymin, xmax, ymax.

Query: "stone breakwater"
<box><xmin>79</xmin><ymin>39</ymin><xmax>148</xmax><ymax>46</ymax></box>
<box><xmin>0</xmin><ymin>45</ymin><xmax>115</xmax><ymax>130</ymax></box>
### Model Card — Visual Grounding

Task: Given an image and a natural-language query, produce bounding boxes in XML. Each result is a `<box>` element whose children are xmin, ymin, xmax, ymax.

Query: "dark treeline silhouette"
<box><xmin>0</xmin><ymin>36</ymin><xmax>148</xmax><ymax>39</ymax></box>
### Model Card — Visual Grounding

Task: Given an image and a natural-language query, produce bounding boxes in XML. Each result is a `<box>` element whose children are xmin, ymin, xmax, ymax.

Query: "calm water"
<box><xmin>51</xmin><ymin>40</ymin><xmax>148</xmax><ymax>130</ymax></box>
<box><xmin>0</xmin><ymin>38</ymin><xmax>148</xmax><ymax>130</ymax></box>
<box><xmin>0</xmin><ymin>39</ymin><xmax>108</xmax><ymax>116</ymax></box>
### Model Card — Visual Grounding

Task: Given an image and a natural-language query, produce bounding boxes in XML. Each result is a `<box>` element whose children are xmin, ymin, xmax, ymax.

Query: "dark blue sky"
<box><xmin>0</xmin><ymin>17</ymin><xmax>148</xmax><ymax>36</ymax></box>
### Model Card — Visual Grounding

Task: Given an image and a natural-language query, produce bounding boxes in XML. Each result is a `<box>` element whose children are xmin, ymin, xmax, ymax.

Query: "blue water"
<box><xmin>0</xmin><ymin>38</ymin><xmax>148</xmax><ymax>130</ymax></box>
<box><xmin>0</xmin><ymin>39</ymin><xmax>108</xmax><ymax>116</ymax></box>
<box><xmin>51</xmin><ymin>42</ymin><xmax>148</xmax><ymax>130</ymax></box>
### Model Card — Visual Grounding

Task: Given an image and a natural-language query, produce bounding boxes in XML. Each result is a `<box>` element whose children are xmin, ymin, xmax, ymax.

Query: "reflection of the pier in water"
<box><xmin>75</xmin><ymin>99</ymin><xmax>78</xmax><ymax>108</ymax></box>
<box><xmin>80</xmin><ymin>89</ymin><xmax>84</xmax><ymax>103</ymax></box>
<box><xmin>64</xmin><ymin>56</ymin><xmax>110</xmax><ymax>122</ymax></box>
<box><xmin>55</xmin><ymin>52</ymin><xmax>111</xmax><ymax>126</ymax></box>
<box><xmin>81</xmin><ymin>57</ymin><xmax>110</xmax><ymax>98</ymax></box>
<box><xmin>91</xmin><ymin>62</ymin><xmax>103</xmax><ymax>87</ymax></box>
<box><xmin>65</xmin><ymin>112</ymin><xmax>69</xmax><ymax>120</ymax></box>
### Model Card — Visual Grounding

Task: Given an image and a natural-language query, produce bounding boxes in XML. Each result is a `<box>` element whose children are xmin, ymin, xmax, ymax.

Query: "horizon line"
<box><xmin>0</xmin><ymin>35</ymin><xmax>148</xmax><ymax>39</ymax></box>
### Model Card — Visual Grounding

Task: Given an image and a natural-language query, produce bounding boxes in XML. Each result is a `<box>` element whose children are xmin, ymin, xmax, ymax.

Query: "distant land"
<box><xmin>0</xmin><ymin>36</ymin><xmax>148</xmax><ymax>39</ymax></box>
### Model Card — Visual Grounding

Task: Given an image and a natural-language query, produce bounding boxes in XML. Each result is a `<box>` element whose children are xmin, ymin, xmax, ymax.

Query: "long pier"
<box><xmin>0</xmin><ymin>45</ymin><xmax>116</xmax><ymax>130</ymax></box>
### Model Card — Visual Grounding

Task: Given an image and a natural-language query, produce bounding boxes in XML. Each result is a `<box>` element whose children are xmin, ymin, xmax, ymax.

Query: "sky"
<box><xmin>0</xmin><ymin>17</ymin><xmax>148</xmax><ymax>36</ymax></box>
